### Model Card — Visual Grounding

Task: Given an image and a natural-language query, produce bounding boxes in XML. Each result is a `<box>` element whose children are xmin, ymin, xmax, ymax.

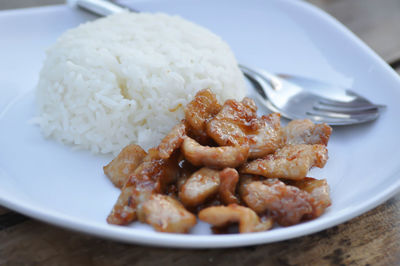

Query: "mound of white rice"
<box><xmin>35</xmin><ymin>12</ymin><xmax>247</xmax><ymax>154</ymax></box>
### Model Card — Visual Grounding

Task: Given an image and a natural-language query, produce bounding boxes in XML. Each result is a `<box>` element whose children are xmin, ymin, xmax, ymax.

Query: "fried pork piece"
<box><xmin>103</xmin><ymin>144</ymin><xmax>147</xmax><ymax>188</ymax></box>
<box><xmin>185</xmin><ymin>89</ymin><xmax>221</xmax><ymax>140</ymax></box>
<box><xmin>240</xmin><ymin>179</ymin><xmax>314</xmax><ymax>226</ymax></box>
<box><xmin>107</xmin><ymin>148</ymin><xmax>180</xmax><ymax>225</ymax></box>
<box><xmin>138</xmin><ymin>194</ymin><xmax>197</xmax><ymax>233</ymax></box>
<box><xmin>206</xmin><ymin>97</ymin><xmax>257</xmax><ymax>146</ymax></box>
<box><xmin>181</xmin><ymin>137</ymin><xmax>249</xmax><ymax>168</ymax></box>
<box><xmin>219</xmin><ymin>168</ymin><xmax>239</xmax><ymax>205</ymax></box>
<box><xmin>158</xmin><ymin>122</ymin><xmax>186</xmax><ymax>159</ymax></box>
<box><xmin>282</xmin><ymin>119</ymin><xmax>332</xmax><ymax>146</ymax></box>
<box><xmin>247</xmin><ymin>113</ymin><xmax>282</xmax><ymax>158</ymax></box>
<box><xmin>198</xmin><ymin>204</ymin><xmax>273</xmax><ymax>233</ymax></box>
<box><xmin>179</xmin><ymin>167</ymin><xmax>221</xmax><ymax>207</ymax></box>
<box><xmin>206</xmin><ymin>98</ymin><xmax>282</xmax><ymax>158</ymax></box>
<box><xmin>175</xmin><ymin>157</ymin><xmax>196</xmax><ymax>192</ymax></box>
<box><xmin>288</xmin><ymin>177</ymin><xmax>331</xmax><ymax>219</ymax></box>
<box><xmin>241</xmin><ymin>144</ymin><xmax>328</xmax><ymax>180</ymax></box>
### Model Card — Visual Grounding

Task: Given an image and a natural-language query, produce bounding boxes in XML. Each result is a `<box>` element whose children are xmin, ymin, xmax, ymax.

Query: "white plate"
<box><xmin>1</xmin><ymin>0</ymin><xmax>400</xmax><ymax>248</ymax></box>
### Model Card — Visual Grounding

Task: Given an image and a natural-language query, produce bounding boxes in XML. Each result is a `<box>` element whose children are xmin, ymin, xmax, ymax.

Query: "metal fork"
<box><xmin>240</xmin><ymin>65</ymin><xmax>385</xmax><ymax>125</ymax></box>
<box><xmin>74</xmin><ymin>0</ymin><xmax>386</xmax><ymax>125</ymax></box>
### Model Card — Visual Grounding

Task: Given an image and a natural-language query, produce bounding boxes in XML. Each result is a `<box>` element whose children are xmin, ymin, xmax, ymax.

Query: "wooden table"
<box><xmin>1</xmin><ymin>1</ymin><xmax>400</xmax><ymax>265</ymax></box>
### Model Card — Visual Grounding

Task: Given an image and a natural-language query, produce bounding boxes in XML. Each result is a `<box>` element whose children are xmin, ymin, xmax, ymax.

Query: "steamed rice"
<box><xmin>35</xmin><ymin>12</ymin><xmax>247</xmax><ymax>154</ymax></box>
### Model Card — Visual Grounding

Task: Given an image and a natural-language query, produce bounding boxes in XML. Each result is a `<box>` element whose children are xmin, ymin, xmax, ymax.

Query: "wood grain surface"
<box><xmin>1</xmin><ymin>0</ymin><xmax>400</xmax><ymax>265</ymax></box>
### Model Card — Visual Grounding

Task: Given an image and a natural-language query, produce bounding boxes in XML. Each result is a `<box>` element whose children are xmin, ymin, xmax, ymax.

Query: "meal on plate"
<box><xmin>33</xmin><ymin>11</ymin><xmax>332</xmax><ymax>234</ymax></box>
<box><xmin>104</xmin><ymin>89</ymin><xmax>332</xmax><ymax>234</ymax></box>
<box><xmin>34</xmin><ymin>12</ymin><xmax>246</xmax><ymax>154</ymax></box>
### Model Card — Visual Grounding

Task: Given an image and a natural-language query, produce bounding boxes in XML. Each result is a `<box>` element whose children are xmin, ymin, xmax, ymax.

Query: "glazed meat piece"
<box><xmin>247</xmin><ymin>113</ymin><xmax>282</xmax><ymax>158</ymax></box>
<box><xmin>181</xmin><ymin>137</ymin><xmax>249</xmax><ymax>168</ymax></box>
<box><xmin>218</xmin><ymin>168</ymin><xmax>240</xmax><ymax>205</ymax></box>
<box><xmin>103</xmin><ymin>144</ymin><xmax>147</xmax><ymax>188</ymax></box>
<box><xmin>198</xmin><ymin>204</ymin><xmax>273</xmax><ymax>233</ymax></box>
<box><xmin>107</xmin><ymin>149</ymin><xmax>180</xmax><ymax>225</ymax></box>
<box><xmin>185</xmin><ymin>89</ymin><xmax>221</xmax><ymax>139</ymax></box>
<box><xmin>288</xmin><ymin>177</ymin><xmax>331</xmax><ymax>218</ymax></box>
<box><xmin>237</xmin><ymin>174</ymin><xmax>262</xmax><ymax>203</ymax></box>
<box><xmin>107</xmin><ymin>185</ymin><xmax>138</xmax><ymax>224</ymax></box>
<box><xmin>206</xmin><ymin>98</ymin><xmax>282</xmax><ymax>158</ymax></box>
<box><xmin>240</xmin><ymin>179</ymin><xmax>314</xmax><ymax>226</ymax></box>
<box><xmin>241</xmin><ymin>144</ymin><xmax>328</xmax><ymax>180</ymax></box>
<box><xmin>206</xmin><ymin>97</ymin><xmax>257</xmax><ymax>146</ymax></box>
<box><xmin>138</xmin><ymin>194</ymin><xmax>197</xmax><ymax>233</ymax></box>
<box><xmin>282</xmin><ymin>119</ymin><xmax>332</xmax><ymax>146</ymax></box>
<box><xmin>158</xmin><ymin>122</ymin><xmax>186</xmax><ymax>159</ymax></box>
<box><xmin>179</xmin><ymin>167</ymin><xmax>221</xmax><ymax>207</ymax></box>
<box><xmin>176</xmin><ymin>157</ymin><xmax>196</xmax><ymax>193</ymax></box>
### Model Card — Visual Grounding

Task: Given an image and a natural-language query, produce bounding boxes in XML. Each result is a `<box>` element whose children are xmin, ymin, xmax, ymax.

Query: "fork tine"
<box><xmin>314</xmin><ymin>101</ymin><xmax>384</xmax><ymax>114</ymax></box>
<box><xmin>318</xmin><ymin>97</ymin><xmax>386</xmax><ymax>109</ymax></box>
<box><xmin>306</xmin><ymin>108</ymin><xmax>380</xmax><ymax>124</ymax></box>
<box><xmin>305</xmin><ymin>114</ymin><xmax>367</xmax><ymax>125</ymax></box>
<box><xmin>305</xmin><ymin>115</ymin><xmax>359</xmax><ymax>125</ymax></box>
